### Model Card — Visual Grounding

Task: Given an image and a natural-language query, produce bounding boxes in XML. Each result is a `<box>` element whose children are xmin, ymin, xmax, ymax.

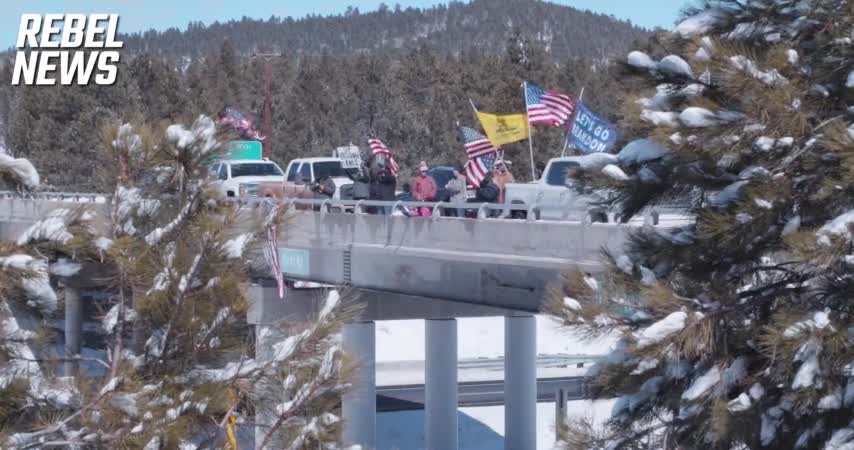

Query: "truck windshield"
<box><xmin>313</xmin><ymin>161</ymin><xmax>345</xmax><ymax>179</ymax></box>
<box><xmin>230</xmin><ymin>163</ymin><xmax>283</xmax><ymax>178</ymax></box>
<box><xmin>545</xmin><ymin>161</ymin><xmax>581</xmax><ymax>186</ymax></box>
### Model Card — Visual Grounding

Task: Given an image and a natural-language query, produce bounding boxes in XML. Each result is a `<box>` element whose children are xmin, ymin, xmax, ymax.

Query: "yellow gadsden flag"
<box><xmin>475</xmin><ymin>110</ymin><xmax>529</xmax><ymax>146</ymax></box>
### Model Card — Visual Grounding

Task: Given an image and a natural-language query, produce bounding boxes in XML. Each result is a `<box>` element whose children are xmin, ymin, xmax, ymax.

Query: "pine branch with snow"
<box><xmin>552</xmin><ymin>1</ymin><xmax>854</xmax><ymax>448</ymax></box>
<box><xmin>0</xmin><ymin>148</ymin><xmax>40</xmax><ymax>192</ymax></box>
<box><xmin>1</xmin><ymin>118</ymin><xmax>356</xmax><ymax>449</ymax></box>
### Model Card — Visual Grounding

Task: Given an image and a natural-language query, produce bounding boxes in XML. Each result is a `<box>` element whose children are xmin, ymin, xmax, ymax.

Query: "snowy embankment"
<box><xmin>378</xmin><ymin>399</ymin><xmax>616</xmax><ymax>450</ymax></box>
<box><xmin>373</xmin><ymin>315</ymin><xmax>618</xmax><ymax>448</ymax></box>
<box><xmin>375</xmin><ymin>315</ymin><xmax>617</xmax><ymax>385</ymax></box>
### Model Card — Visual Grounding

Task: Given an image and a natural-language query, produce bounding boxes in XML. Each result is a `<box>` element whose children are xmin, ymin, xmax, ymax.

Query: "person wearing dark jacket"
<box><xmin>366</xmin><ymin>153</ymin><xmax>396</xmax><ymax>214</ymax></box>
<box><xmin>346</xmin><ymin>157</ymin><xmax>371</xmax><ymax>201</ymax></box>
<box><xmin>369</xmin><ymin>167</ymin><xmax>396</xmax><ymax>214</ymax></box>
<box><xmin>476</xmin><ymin>172</ymin><xmax>500</xmax><ymax>203</ymax></box>
<box><xmin>310</xmin><ymin>176</ymin><xmax>337</xmax><ymax>211</ymax></box>
<box><xmin>475</xmin><ymin>172</ymin><xmax>500</xmax><ymax>217</ymax></box>
<box><xmin>311</xmin><ymin>176</ymin><xmax>336</xmax><ymax>198</ymax></box>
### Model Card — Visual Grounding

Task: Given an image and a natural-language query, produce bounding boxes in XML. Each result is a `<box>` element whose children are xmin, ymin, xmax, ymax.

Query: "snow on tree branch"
<box><xmin>553</xmin><ymin>1</ymin><xmax>854</xmax><ymax>448</ymax></box>
<box><xmin>0</xmin><ymin>149</ymin><xmax>39</xmax><ymax>191</ymax></box>
<box><xmin>1</xmin><ymin>116</ymin><xmax>355</xmax><ymax>449</ymax></box>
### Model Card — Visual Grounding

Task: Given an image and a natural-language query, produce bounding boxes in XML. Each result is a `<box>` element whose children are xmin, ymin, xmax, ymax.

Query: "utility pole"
<box><xmin>250</xmin><ymin>52</ymin><xmax>281</xmax><ymax>159</ymax></box>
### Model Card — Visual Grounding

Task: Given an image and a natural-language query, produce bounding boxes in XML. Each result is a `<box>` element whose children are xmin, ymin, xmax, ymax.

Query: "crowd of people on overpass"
<box><xmin>310</xmin><ymin>152</ymin><xmax>516</xmax><ymax>217</ymax></box>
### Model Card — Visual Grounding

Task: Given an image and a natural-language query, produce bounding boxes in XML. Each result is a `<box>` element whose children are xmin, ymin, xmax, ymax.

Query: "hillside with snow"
<box><xmin>118</xmin><ymin>0</ymin><xmax>650</xmax><ymax>63</ymax></box>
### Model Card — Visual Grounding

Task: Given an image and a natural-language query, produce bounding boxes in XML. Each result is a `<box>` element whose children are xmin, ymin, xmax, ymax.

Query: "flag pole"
<box><xmin>562</xmin><ymin>87</ymin><xmax>585</xmax><ymax>157</ymax></box>
<box><xmin>522</xmin><ymin>81</ymin><xmax>536</xmax><ymax>181</ymax></box>
<box><xmin>468</xmin><ymin>98</ymin><xmax>479</xmax><ymax>116</ymax></box>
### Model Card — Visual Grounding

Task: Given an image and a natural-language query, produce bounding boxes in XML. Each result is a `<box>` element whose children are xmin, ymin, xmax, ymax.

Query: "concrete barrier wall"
<box><xmin>2</xmin><ymin>197</ymin><xmax>638</xmax><ymax>264</ymax></box>
<box><xmin>277</xmin><ymin>211</ymin><xmax>641</xmax><ymax>310</ymax></box>
<box><xmin>282</xmin><ymin>211</ymin><xmax>635</xmax><ymax>262</ymax></box>
<box><xmin>0</xmin><ymin>198</ymin><xmax>111</xmax><ymax>242</ymax></box>
<box><xmin>1</xmin><ymin>197</ymin><xmax>647</xmax><ymax>311</ymax></box>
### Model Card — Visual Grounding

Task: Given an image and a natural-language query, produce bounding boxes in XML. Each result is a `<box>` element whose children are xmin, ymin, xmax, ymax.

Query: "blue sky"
<box><xmin>3</xmin><ymin>0</ymin><xmax>689</xmax><ymax>48</ymax></box>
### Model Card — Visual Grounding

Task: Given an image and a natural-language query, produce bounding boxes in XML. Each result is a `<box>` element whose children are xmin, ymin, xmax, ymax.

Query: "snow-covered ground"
<box><xmin>375</xmin><ymin>315</ymin><xmax>617</xmax><ymax>385</ymax></box>
<box><xmin>376</xmin><ymin>315</ymin><xmax>615</xmax><ymax>362</ymax></box>
<box><xmin>374</xmin><ymin>315</ymin><xmax>618</xmax><ymax>448</ymax></box>
<box><xmin>377</xmin><ymin>399</ymin><xmax>616</xmax><ymax>450</ymax></box>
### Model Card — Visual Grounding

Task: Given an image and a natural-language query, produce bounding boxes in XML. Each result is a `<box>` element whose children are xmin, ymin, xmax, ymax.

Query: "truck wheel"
<box><xmin>510</xmin><ymin>202</ymin><xmax>527</xmax><ymax>219</ymax></box>
<box><xmin>589</xmin><ymin>211</ymin><xmax>608</xmax><ymax>223</ymax></box>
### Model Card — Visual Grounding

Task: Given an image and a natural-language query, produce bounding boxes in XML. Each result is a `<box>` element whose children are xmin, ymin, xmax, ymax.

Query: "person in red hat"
<box><xmin>412</xmin><ymin>161</ymin><xmax>437</xmax><ymax>216</ymax></box>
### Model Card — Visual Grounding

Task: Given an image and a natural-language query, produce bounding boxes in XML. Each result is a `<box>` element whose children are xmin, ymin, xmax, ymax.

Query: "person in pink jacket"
<box><xmin>412</xmin><ymin>161</ymin><xmax>437</xmax><ymax>216</ymax></box>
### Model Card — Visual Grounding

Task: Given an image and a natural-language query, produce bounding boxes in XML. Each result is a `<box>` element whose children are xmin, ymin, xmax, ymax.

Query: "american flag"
<box><xmin>264</xmin><ymin>204</ymin><xmax>287</xmax><ymax>299</ymax></box>
<box><xmin>525</xmin><ymin>82</ymin><xmax>576</xmax><ymax>127</ymax></box>
<box><xmin>466</xmin><ymin>155</ymin><xmax>495</xmax><ymax>188</ymax></box>
<box><xmin>459</xmin><ymin>126</ymin><xmax>498</xmax><ymax>159</ymax></box>
<box><xmin>368</xmin><ymin>139</ymin><xmax>400</xmax><ymax>176</ymax></box>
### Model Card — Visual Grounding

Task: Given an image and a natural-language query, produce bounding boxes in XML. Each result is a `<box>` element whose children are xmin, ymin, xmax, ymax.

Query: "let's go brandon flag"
<box><xmin>567</xmin><ymin>102</ymin><xmax>617</xmax><ymax>154</ymax></box>
<box><xmin>475</xmin><ymin>110</ymin><xmax>529</xmax><ymax>146</ymax></box>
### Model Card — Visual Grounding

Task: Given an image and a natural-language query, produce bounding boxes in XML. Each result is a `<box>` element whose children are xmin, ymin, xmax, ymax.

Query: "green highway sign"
<box><xmin>226</xmin><ymin>140</ymin><xmax>263</xmax><ymax>160</ymax></box>
<box><xmin>279</xmin><ymin>248</ymin><xmax>309</xmax><ymax>276</ymax></box>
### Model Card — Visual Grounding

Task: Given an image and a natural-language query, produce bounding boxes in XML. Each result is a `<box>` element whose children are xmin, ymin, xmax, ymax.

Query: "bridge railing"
<box><xmin>0</xmin><ymin>191</ymin><xmax>690</xmax><ymax>226</ymax></box>
<box><xmin>231</xmin><ymin>197</ymin><xmax>589</xmax><ymax>221</ymax></box>
<box><xmin>0</xmin><ymin>191</ymin><xmax>109</xmax><ymax>202</ymax></box>
<box><xmin>227</xmin><ymin>197</ymin><xmax>689</xmax><ymax>226</ymax></box>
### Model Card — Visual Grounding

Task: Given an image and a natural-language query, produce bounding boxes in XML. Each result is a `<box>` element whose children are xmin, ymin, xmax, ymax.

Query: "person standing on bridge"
<box><xmin>475</xmin><ymin>171</ymin><xmax>500</xmax><ymax>218</ymax></box>
<box><xmin>396</xmin><ymin>182</ymin><xmax>415</xmax><ymax>216</ymax></box>
<box><xmin>347</xmin><ymin>156</ymin><xmax>371</xmax><ymax>203</ymax></box>
<box><xmin>444</xmin><ymin>164</ymin><xmax>467</xmax><ymax>217</ymax></box>
<box><xmin>368</xmin><ymin>152</ymin><xmax>397</xmax><ymax>215</ymax></box>
<box><xmin>492</xmin><ymin>159</ymin><xmax>515</xmax><ymax>204</ymax></box>
<box><xmin>412</xmin><ymin>161</ymin><xmax>437</xmax><ymax>217</ymax></box>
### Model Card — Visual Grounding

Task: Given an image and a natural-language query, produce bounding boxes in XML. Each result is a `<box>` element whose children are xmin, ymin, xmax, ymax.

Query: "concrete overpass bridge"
<box><xmin>0</xmin><ymin>192</ymin><xmax>687</xmax><ymax>450</ymax></box>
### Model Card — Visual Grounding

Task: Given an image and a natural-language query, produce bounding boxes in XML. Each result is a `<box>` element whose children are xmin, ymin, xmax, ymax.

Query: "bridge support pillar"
<box><xmin>342</xmin><ymin>321</ymin><xmax>376</xmax><ymax>449</ymax></box>
<box><xmin>63</xmin><ymin>285</ymin><xmax>81</xmax><ymax>376</ymax></box>
<box><xmin>505</xmin><ymin>315</ymin><xmax>536</xmax><ymax>450</ymax></box>
<box><xmin>425</xmin><ymin>318</ymin><xmax>458</xmax><ymax>450</ymax></box>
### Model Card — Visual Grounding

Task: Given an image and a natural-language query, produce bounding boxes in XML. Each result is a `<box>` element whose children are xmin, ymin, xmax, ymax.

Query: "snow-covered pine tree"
<box><xmin>548</xmin><ymin>1</ymin><xmax>854</xmax><ymax>449</ymax></box>
<box><xmin>0</xmin><ymin>146</ymin><xmax>40</xmax><ymax>193</ymax></box>
<box><xmin>0</xmin><ymin>117</ymin><xmax>354</xmax><ymax>448</ymax></box>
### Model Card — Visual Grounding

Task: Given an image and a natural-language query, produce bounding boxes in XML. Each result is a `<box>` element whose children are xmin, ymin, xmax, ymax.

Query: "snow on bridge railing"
<box><xmin>223</xmin><ymin>196</ymin><xmax>594</xmax><ymax>222</ymax></box>
<box><xmin>276</xmin><ymin>197</ymin><xmax>590</xmax><ymax>222</ymax></box>
<box><xmin>230</xmin><ymin>197</ymin><xmax>689</xmax><ymax>226</ymax></box>
<box><xmin>0</xmin><ymin>191</ymin><xmax>109</xmax><ymax>203</ymax></box>
<box><xmin>0</xmin><ymin>191</ymin><xmax>690</xmax><ymax>226</ymax></box>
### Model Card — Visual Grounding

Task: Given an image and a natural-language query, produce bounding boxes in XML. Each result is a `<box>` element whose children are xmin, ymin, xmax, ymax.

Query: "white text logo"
<box><xmin>12</xmin><ymin>14</ymin><xmax>123</xmax><ymax>86</ymax></box>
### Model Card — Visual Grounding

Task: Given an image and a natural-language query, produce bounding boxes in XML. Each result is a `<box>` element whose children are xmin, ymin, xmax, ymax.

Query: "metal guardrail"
<box><xmin>238</xmin><ymin>197</ymin><xmax>683</xmax><ymax>225</ymax></box>
<box><xmin>226</xmin><ymin>197</ymin><xmax>617</xmax><ymax>224</ymax></box>
<box><xmin>0</xmin><ymin>191</ymin><xmax>109</xmax><ymax>202</ymax></box>
<box><xmin>1</xmin><ymin>191</ymin><xmax>687</xmax><ymax>225</ymax></box>
<box><xmin>276</xmin><ymin>197</ymin><xmax>584</xmax><ymax>222</ymax></box>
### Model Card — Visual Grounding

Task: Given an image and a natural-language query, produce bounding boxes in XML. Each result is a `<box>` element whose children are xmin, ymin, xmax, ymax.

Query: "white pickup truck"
<box><xmin>503</xmin><ymin>154</ymin><xmax>617</xmax><ymax>220</ymax></box>
<box><xmin>208</xmin><ymin>159</ymin><xmax>286</xmax><ymax>197</ymax></box>
<box><xmin>255</xmin><ymin>157</ymin><xmax>355</xmax><ymax>200</ymax></box>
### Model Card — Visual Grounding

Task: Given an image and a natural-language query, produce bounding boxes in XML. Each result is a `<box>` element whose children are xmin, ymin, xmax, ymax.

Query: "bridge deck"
<box><xmin>0</xmin><ymin>195</ymin><xmax>685</xmax><ymax>312</ymax></box>
<box><xmin>278</xmin><ymin>208</ymin><xmax>637</xmax><ymax>311</ymax></box>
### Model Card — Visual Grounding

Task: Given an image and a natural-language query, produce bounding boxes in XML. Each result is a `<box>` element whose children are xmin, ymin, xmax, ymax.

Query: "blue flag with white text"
<box><xmin>567</xmin><ymin>102</ymin><xmax>617</xmax><ymax>153</ymax></box>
